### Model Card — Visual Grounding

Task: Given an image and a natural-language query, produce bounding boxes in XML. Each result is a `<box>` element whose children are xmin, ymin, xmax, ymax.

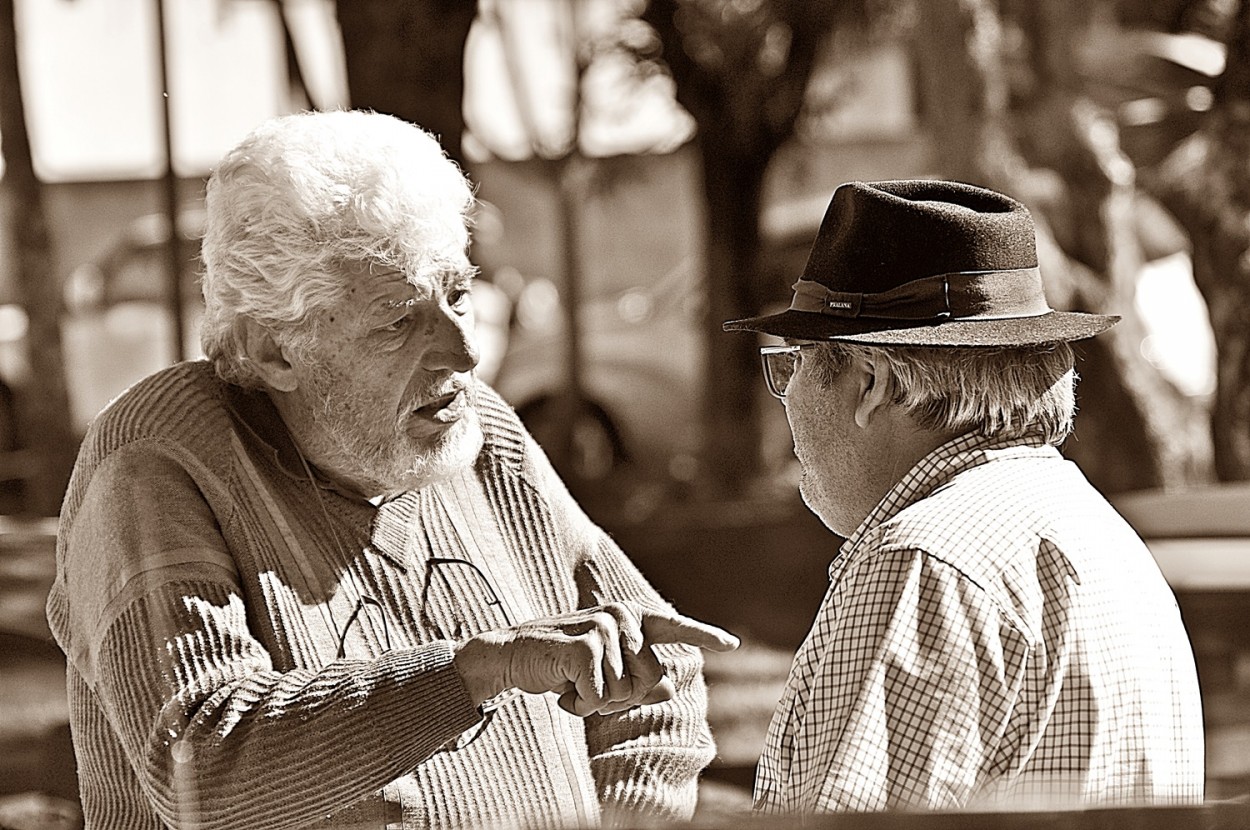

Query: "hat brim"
<box><xmin>723</xmin><ymin>309</ymin><xmax>1120</xmax><ymax>347</ymax></box>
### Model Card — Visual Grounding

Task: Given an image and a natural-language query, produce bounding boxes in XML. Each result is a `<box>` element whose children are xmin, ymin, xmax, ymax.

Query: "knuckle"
<box><xmin>579</xmin><ymin>636</ymin><xmax>603</xmax><ymax>661</ymax></box>
<box><xmin>591</xmin><ymin>610</ymin><xmax>618</xmax><ymax>634</ymax></box>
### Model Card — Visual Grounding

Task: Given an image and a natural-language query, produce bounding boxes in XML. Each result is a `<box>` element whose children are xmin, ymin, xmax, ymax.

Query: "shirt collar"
<box><xmin>837</xmin><ymin>431</ymin><xmax>1058</xmax><ymax>567</ymax></box>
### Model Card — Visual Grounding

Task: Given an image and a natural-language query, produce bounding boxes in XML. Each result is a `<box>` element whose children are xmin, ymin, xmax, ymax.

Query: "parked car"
<box><xmin>491</xmin><ymin>230</ymin><xmax>810</xmax><ymax>507</ymax></box>
<box><xmin>491</xmin><ymin>258</ymin><xmax>704</xmax><ymax>489</ymax></box>
<box><xmin>61</xmin><ymin>210</ymin><xmax>206</xmax><ymax>434</ymax></box>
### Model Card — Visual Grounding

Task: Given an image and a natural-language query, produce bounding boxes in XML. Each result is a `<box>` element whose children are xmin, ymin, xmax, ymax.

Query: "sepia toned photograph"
<box><xmin>1</xmin><ymin>1</ymin><xmax>1247</xmax><ymax>828</ymax></box>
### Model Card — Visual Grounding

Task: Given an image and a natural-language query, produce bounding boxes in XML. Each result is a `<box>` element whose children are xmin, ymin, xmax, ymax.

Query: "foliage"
<box><xmin>1128</xmin><ymin>0</ymin><xmax>1250</xmax><ymax>480</ymax></box>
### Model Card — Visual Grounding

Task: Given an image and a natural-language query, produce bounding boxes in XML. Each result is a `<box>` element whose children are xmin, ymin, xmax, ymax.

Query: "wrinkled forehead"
<box><xmin>337</xmin><ymin>218</ymin><xmax>472</xmax><ymax>281</ymax></box>
<box><xmin>342</xmin><ymin>257</ymin><xmax>476</xmax><ymax>301</ymax></box>
<box><xmin>366</xmin><ymin>211</ymin><xmax>471</xmax><ymax>264</ymax></box>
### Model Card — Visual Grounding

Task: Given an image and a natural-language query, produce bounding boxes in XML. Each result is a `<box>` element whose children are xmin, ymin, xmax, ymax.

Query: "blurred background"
<box><xmin>1</xmin><ymin>0</ymin><xmax>1249</xmax><ymax>827</ymax></box>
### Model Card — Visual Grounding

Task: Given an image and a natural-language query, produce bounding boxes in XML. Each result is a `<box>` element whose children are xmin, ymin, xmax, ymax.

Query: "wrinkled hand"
<box><xmin>453</xmin><ymin>601</ymin><xmax>738</xmax><ymax>717</ymax></box>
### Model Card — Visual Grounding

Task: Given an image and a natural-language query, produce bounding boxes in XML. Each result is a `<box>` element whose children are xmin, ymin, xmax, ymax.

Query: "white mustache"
<box><xmin>409</xmin><ymin>376</ymin><xmax>475</xmax><ymax>412</ymax></box>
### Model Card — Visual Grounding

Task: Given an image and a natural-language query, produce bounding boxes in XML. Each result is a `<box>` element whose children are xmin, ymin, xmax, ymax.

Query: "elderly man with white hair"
<box><xmin>47</xmin><ymin>109</ymin><xmax>737</xmax><ymax>830</ymax></box>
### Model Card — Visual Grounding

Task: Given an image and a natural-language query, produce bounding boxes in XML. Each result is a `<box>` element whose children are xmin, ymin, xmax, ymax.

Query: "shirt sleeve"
<box><xmin>54</xmin><ymin>440</ymin><xmax>481</xmax><ymax>830</ymax></box>
<box><xmin>514</xmin><ymin>430</ymin><xmax>717</xmax><ymax>825</ymax></box>
<box><xmin>795</xmin><ymin>546</ymin><xmax>1032</xmax><ymax>813</ymax></box>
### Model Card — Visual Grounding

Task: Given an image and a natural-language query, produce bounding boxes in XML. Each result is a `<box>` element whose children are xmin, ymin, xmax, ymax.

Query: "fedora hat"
<box><xmin>724</xmin><ymin>179</ymin><xmax>1119</xmax><ymax>346</ymax></box>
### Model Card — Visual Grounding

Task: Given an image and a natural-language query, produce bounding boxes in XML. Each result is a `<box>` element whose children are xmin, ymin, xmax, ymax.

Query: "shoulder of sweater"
<box><xmin>79</xmin><ymin>360</ymin><xmax>236</xmax><ymax>461</ymax></box>
<box><xmin>473</xmin><ymin>380</ymin><xmax>532</xmax><ymax>474</ymax></box>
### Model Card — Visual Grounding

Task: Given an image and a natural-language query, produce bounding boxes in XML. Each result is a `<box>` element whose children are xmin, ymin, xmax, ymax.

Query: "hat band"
<box><xmin>789</xmin><ymin>268</ymin><xmax>1053</xmax><ymax>321</ymax></box>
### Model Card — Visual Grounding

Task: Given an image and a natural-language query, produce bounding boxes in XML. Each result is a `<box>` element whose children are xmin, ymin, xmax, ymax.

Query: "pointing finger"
<box><xmin>640</xmin><ymin>611</ymin><xmax>739</xmax><ymax>652</ymax></box>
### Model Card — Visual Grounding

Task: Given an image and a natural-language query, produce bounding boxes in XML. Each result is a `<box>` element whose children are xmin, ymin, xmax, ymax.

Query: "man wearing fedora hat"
<box><xmin>726</xmin><ymin>179</ymin><xmax>1204</xmax><ymax>813</ymax></box>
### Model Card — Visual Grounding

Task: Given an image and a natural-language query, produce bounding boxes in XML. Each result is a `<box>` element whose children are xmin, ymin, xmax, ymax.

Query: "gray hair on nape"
<box><xmin>198</xmin><ymin>109</ymin><xmax>477</xmax><ymax>388</ymax></box>
<box><xmin>810</xmin><ymin>340</ymin><xmax>1079</xmax><ymax>445</ymax></box>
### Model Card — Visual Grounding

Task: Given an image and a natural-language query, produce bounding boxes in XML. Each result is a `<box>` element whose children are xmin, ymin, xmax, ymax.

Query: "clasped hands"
<box><xmin>453</xmin><ymin>601</ymin><xmax>738</xmax><ymax>717</ymax></box>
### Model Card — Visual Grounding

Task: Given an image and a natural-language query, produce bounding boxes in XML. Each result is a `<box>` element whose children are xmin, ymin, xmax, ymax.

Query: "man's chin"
<box><xmin>798</xmin><ymin>472</ymin><xmax>846</xmax><ymax>537</ymax></box>
<box><xmin>391</xmin><ymin>414</ymin><xmax>484</xmax><ymax>492</ymax></box>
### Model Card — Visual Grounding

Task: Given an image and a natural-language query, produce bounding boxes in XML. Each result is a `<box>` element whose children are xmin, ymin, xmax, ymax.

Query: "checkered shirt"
<box><xmin>755</xmin><ymin>432</ymin><xmax>1205</xmax><ymax>814</ymax></box>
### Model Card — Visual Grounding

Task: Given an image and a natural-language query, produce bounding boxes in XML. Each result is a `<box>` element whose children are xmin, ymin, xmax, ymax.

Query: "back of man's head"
<box><xmin>808</xmin><ymin>341</ymin><xmax>1078</xmax><ymax>446</ymax></box>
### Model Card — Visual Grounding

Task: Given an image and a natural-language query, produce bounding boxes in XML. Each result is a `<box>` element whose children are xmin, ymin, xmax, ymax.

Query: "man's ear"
<box><xmin>853</xmin><ymin>354</ymin><xmax>892</xmax><ymax>429</ymax></box>
<box><xmin>238</xmin><ymin>317</ymin><xmax>299</xmax><ymax>392</ymax></box>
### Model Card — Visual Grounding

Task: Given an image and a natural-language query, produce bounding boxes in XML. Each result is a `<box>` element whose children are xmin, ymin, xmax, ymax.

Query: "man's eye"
<box><xmin>380</xmin><ymin>317</ymin><xmax>407</xmax><ymax>334</ymax></box>
<box><xmin>448</xmin><ymin>287</ymin><xmax>472</xmax><ymax>311</ymax></box>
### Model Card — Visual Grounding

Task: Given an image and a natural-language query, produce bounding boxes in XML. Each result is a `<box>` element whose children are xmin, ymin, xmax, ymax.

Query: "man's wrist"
<box><xmin>452</xmin><ymin>634</ymin><xmax>507</xmax><ymax>707</ymax></box>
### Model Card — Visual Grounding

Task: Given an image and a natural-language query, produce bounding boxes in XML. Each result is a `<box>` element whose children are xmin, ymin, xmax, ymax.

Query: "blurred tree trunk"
<box><xmin>914</xmin><ymin>0</ymin><xmax>1208</xmax><ymax>493</ymax></box>
<box><xmin>1140</xmin><ymin>0</ymin><xmax>1250</xmax><ymax>482</ymax></box>
<box><xmin>642</xmin><ymin>0</ymin><xmax>849</xmax><ymax>498</ymax></box>
<box><xmin>334</xmin><ymin>0</ymin><xmax>478</xmax><ymax>166</ymax></box>
<box><xmin>693</xmin><ymin>139</ymin><xmax>770</xmax><ymax>495</ymax></box>
<box><xmin>0</xmin><ymin>0</ymin><xmax>76</xmax><ymax>515</ymax></box>
<box><xmin>272</xmin><ymin>0</ymin><xmax>313</xmax><ymax>110</ymax></box>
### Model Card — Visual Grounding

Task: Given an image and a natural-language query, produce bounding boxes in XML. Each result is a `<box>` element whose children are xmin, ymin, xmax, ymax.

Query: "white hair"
<box><xmin>809</xmin><ymin>341</ymin><xmax>1079</xmax><ymax>445</ymax></box>
<box><xmin>199</xmin><ymin>109</ymin><xmax>476</xmax><ymax>387</ymax></box>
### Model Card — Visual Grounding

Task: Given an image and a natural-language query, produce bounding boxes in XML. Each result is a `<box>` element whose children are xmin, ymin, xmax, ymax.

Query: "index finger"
<box><xmin>640</xmin><ymin>611</ymin><xmax>739</xmax><ymax>652</ymax></box>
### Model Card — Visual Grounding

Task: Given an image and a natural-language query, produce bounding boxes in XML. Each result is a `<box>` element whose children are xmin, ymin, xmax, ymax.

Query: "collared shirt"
<box><xmin>755</xmin><ymin>432</ymin><xmax>1204</xmax><ymax>814</ymax></box>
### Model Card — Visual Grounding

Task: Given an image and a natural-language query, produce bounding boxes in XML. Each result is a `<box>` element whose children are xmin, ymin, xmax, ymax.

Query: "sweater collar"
<box><xmin>224</xmin><ymin>384</ymin><xmax>374</xmax><ymax>500</ymax></box>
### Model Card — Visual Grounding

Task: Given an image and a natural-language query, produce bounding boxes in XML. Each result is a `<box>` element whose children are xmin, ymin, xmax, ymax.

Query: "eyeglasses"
<box><xmin>419</xmin><ymin>555</ymin><xmax>519</xmax><ymax>750</ymax></box>
<box><xmin>336</xmin><ymin>595</ymin><xmax>392</xmax><ymax>659</ymax></box>
<box><xmin>760</xmin><ymin>343</ymin><xmax>820</xmax><ymax>399</ymax></box>
<box><xmin>333</xmin><ymin>558</ymin><xmax>512</xmax><ymax>657</ymax></box>
<box><xmin>419</xmin><ymin>556</ymin><xmax>513</xmax><ymax>641</ymax></box>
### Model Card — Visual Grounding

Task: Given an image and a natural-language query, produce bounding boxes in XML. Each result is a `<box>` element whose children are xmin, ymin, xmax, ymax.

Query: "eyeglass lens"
<box><xmin>764</xmin><ymin>350</ymin><xmax>798</xmax><ymax>398</ymax></box>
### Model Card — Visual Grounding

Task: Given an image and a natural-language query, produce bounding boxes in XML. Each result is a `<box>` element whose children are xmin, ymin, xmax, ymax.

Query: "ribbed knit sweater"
<box><xmin>47</xmin><ymin>361</ymin><xmax>715</xmax><ymax>830</ymax></box>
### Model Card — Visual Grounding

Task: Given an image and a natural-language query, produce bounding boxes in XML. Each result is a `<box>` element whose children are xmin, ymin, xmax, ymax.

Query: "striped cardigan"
<box><xmin>47</xmin><ymin>361</ymin><xmax>715</xmax><ymax>829</ymax></box>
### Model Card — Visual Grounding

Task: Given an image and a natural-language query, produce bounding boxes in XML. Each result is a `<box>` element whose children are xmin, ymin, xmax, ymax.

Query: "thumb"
<box><xmin>559</xmin><ymin>689</ymin><xmax>601</xmax><ymax>717</ymax></box>
<box><xmin>640</xmin><ymin>611</ymin><xmax>739</xmax><ymax>652</ymax></box>
<box><xmin>638</xmin><ymin>675</ymin><xmax>676</xmax><ymax>706</ymax></box>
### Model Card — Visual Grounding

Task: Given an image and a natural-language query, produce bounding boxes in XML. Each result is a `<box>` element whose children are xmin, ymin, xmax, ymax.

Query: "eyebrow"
<box><xmin>438</xmin><ymin>265</ymin><xmax>480</xmax><ymax>288</ymax></box>
<box><xmin>371</xmin><ymin>266</ymin><xmax>480</xmax><ymax>312</ymax></box>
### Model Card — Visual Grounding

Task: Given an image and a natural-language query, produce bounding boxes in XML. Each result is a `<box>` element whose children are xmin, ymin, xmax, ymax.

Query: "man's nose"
<box><xmin>421</xmin><ymin>309</ymin><xmax>480</xmax><ymax>373</ymax></box>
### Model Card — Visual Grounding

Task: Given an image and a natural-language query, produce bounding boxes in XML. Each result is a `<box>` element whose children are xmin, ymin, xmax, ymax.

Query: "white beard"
<box><xmin>299</xmin><ymin>365</ymin><xmax>484</xmax><ymax>496</ymax></box>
